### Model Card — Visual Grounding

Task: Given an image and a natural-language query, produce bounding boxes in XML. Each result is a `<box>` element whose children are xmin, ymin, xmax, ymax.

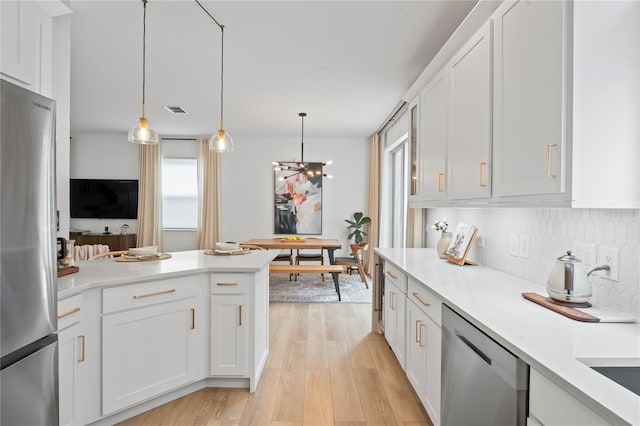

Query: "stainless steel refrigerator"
<box><xmin>1</xmin><ymin>79</ymin><xmax>59</xmax><ymax>425</ymax></box>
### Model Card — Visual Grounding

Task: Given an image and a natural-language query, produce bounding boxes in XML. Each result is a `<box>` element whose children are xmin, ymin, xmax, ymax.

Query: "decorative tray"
<box><xmin>280</xmin><ymin>238</ymin><xmax>306</xmax><ymax>242</ymax></box>
<box><xmin>205</xmin><ymin>248</ymin><xmax>251</xmax><ymax>256</ymax></box>
<box><xmin>115</xmin><ymin>253</ymin><xmax>172</xmax><ymax>262</ymax></box>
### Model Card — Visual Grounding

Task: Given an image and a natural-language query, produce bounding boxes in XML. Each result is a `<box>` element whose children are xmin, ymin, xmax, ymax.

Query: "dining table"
<box><xmin>242</xmin><ymin>237</ymin><xmax>343</xmax><ymax>292</ymax></box>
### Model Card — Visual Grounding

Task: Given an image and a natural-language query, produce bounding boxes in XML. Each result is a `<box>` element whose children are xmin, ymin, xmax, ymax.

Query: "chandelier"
<box><xmin>273</xmin><ymin>113</ymin><xmax>332</xmax><ymax>180</ymax></box>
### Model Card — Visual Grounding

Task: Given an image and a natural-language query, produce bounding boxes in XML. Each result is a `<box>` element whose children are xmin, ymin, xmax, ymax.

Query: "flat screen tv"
<box><xmin>70</xmin><ymin>179</ymin><xmax>138</xmax><ymax>219</ymax></box>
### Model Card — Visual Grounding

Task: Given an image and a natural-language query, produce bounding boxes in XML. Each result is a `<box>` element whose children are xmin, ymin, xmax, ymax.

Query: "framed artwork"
<box><xmin>274</xmin><ymin>162</ymin><xmax>323</xmax><ymax>234</ymax></box>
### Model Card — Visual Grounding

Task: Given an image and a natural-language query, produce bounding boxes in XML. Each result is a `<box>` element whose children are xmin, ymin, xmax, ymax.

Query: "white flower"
<box><xmin>432</xmin><ymin>219</ymin><xmax>448</xmax><ymax>232</ymax></box>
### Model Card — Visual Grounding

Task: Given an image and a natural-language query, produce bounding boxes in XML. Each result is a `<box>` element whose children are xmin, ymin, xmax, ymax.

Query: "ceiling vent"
<box><xmin>164</xmin><ymin>105</ymin><xmax>188</xmax><ymax>114</ymax></box>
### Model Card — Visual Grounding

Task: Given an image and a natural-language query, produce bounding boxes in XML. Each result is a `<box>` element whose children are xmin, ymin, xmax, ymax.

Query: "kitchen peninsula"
<box><xmin>57</xmin><ymin>249</ymin><xmax>276</xmax><ymax>426</ymax></box>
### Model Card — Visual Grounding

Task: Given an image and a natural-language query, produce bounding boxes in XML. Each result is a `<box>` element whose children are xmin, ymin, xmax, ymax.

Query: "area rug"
<box><xmin>269</xmin><ymin>272</ymin><xmax>372</xmax><ymax>303</ymax></box>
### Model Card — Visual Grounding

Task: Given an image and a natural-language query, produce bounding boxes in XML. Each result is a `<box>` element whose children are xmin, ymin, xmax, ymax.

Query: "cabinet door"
<box><xmin>102</xmin><ymin>299</ymin><xmax>197</xmax><ymax>415</ymax></box>
<box><xmin>424</xmin><ymin>317</ymin><xmax>441</xmax><ymax>426</ymax></box>
<box><xmin>417</xmin><ymin>71</ymin><xmax>448</xmax><ymax>201</ymax></box>
<box><xmin>405</xmin><ymin>301</ymin><xmax>427</xmax><ymax>402</ymax></box>
<box><xmin>210</xmin><ymin>294</ymin><xmax>248</xmax><ymax>376</ymax></box>
<box><xmin>447</xmin><ymin>21</ymin><xmax>492</xmax><ymax>200</ymax></box>
<box><xmin>59</xmin><ymin>323</ymin><xmax>84</xmax><ymax>426</ymax></box>
<box><xmin>493</xmin><ymin>0</ymin><xmax>567</xmax><ymax>197</ymax></box>
<box><xmin>384</xmin><ymin>281</ymin><xmax>406</xmax><ymax>368</ymax></box>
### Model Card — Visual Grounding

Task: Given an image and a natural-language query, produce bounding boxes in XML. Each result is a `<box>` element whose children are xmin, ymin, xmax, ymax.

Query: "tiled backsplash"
<box><xmin>424</xmin><ymin>208</ymin><xmax>640</xmax><ymax>315</ymax></box>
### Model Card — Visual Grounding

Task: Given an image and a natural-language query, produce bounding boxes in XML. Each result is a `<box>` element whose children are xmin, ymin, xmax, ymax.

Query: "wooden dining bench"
<box><xmin>269</xmin><ymin>264</ymin><xmax>346</xmax><ymax>301</ymax></box>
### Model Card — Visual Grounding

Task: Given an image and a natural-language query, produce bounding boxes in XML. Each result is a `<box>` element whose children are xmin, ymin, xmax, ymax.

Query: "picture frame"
<box><xmin>273</xmin><ymin>162</ymin><xmax>323</xmax><ymax>235</ymax></box>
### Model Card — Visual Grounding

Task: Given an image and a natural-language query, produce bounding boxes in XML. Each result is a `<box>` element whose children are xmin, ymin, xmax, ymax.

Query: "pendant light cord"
<box><xmin>194</xmin><ymin>0</ymin><xmax>225</xmax><ymax>130</ymax></box>
<box><xmin>141</xmin><ymin>0</ymin><xmax>148</xmax><ymax>118</ymax></box>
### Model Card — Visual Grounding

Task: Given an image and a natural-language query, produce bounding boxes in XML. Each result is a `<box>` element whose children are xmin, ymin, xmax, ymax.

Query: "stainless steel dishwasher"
<box><xmin>441</xmin><ymin>304</ymin><xmax>529</xmax><ymax>426</ymax></box>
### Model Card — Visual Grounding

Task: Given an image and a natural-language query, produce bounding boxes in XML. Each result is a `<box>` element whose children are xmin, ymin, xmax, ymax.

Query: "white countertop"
<box><xmin>375</xmin><ymin>248</ymin><xmax>640</xmax><ymax>426</ymax></box>
<box><xmin>57</xmin><ymin>249</ymin><xmax>278</xmax><ymax>299</ymax></box>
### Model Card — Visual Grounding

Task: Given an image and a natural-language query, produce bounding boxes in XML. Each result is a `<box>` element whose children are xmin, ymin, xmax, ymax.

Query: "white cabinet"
<box><xmin>413</xmin><ymin>71</ymin><xmax>448</xmax><ymax>202</ymax></box>
<box><xmin>383</xmin><ymin>264</ymin><xmax>407</xmax><ymax>368</ymax></box>
<box><xmin>102</xmin><ymin>278</ymin><xmax>198</xmax><ymax>415</ymax></box>
<box><xmin>492</xmin><ymin>0</ymin><xmax>566</xmax><ymax>198</ymax></box>
<box><xmin>58</xmin><ymin>294</ymin><xmax>85</xmax><ymax>426</ymax></box>
<box><xmin>529</xmin><ymin>368</ymin><xmax>609</xmax><ymax>426</ymax></box>
<box><xmin>447</xmin><ymin>21</ymin><xmax>492</xmax><ymax>200</ymax></box>
<box><xmin>209</xmin><ymin>270</ymin><xmax>270</xmax><ymax>393</ymax></box>
<box><xmin>493</xmin><ymin>0</ymin><xmax>640</xmax><ymax>207</ymax></box>
<box><xmin>405</xmin><ymin>279</ymin><xmax>443</xmax><ymax>425</ymax></box>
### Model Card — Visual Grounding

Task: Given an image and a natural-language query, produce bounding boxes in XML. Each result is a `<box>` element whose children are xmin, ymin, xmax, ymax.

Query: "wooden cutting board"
<box><xmin>115</xmin><ymin>253</ymin><xmax>172</xmax><ymax>262</ymax></box>
<box><xmin>522</xmin><ymin>292</ymin><xmax>600</xmax><ymax>322</ymax></box>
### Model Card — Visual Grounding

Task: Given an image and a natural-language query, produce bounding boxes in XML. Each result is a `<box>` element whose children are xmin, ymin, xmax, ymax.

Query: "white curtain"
<box><xmin>365</xmin><ymin>134</ymin><xmax>380</xmax><ymax>276</ymax></box>
<box><xmin>197</xmin><ymin>138</ymin><xmax>222</xmax><ymax>249</ymax></box>
<box><xmin>137</xmin><ymin>141</ymin><xmax>163</xmax><ymax>248</ymax></box>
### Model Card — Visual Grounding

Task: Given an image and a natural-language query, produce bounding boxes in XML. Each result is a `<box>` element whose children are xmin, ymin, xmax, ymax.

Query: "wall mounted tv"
<box><xmin>70</xmin><ymin>179</ymin><xmax>138</xmax><ymax>219</ymax></box>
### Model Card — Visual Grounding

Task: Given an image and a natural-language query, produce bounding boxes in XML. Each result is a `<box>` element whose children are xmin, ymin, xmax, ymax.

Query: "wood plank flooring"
<box><xmin>118</xmin><ymin>303</ymin><xmax>432</xmax><ymax>426</ymax></box>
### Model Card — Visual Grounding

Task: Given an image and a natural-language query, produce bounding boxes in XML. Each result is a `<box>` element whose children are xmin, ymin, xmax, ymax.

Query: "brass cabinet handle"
<box><xmin>79</xmin><ymin>335</ymin><xmax>86</xmax><ymax>362</ymax></box>
<box><xmin>386</xmin><ymin>271</ymin><xmax>397</xmax><ymax>280</ymax></box>
<box><xmin>217</xmin><ymin>282</ymin><xmax>239</xmax><ymax>286</ymax></box>
<box><xmin>419</xmin><ymin>322</ymin><xmax>426</xmax><ymax>347</ymax></box>
<box><xmin>57</xmin><ymin>307</ymin><xmax>80</xmax><ymax>319</ymax></box>
<box><xmin>133</xmin><ymin>289</ymin><xmax>176</xmax><ymax>299</ymax></box>
<box><xmin>412</xmin><ymin>292</ymin><xmax>431</xmax><ymax>307</ymax></box>
<box><xmin>415</xmin><ymin>320</ymin><xmax>422</xmax><ymax>344</ymax></box>
<box><xmin>190</xmin><ymin>308</ymin><xmax>195</xmax><ymax>330</ymax></box>
<box><xmin>546</xmin><ymin>144</ymin><xmax>557</xmax><ymax>178</ymax></box>
<box><xmin>390</xmin><ymin>291</ymin><xmax>396</xmax><ymax>310</ymax></box>
<box><xmin>437</xmin><ymin>173</ymin><xmax>445</xmax><ymax>192</ymax></box>
<box><xmin>479</xmin><ymin>162</ymin><xmax>487</xmax><ymax>187</ymax></box>
<box><xmin>239</xmin><ymin>305</ymin><xmax>243</xmax><ymax>326</ymax></box>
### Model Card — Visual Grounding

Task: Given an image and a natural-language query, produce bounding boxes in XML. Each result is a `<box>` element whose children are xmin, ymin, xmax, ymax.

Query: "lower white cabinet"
<box><xmin>405</xmin><ymin>280</ymin><xmax>443</xmax><ymax>425</ymax></box>
<box><xmin>529</xmin><ymin>368</ymin><xmax>609</xmax><ymax>426</ymax></box>
<box><xmin>102</xmin><ymin>294</ymin><xmax>197</xmax><ymax>414</ymax></box>
<box><xmin>58</xmin><ymin>295</ymin><xmax>85</xmax><ymax>426</ymax></box>
<box><xmin>210</xmin><ymin>293</ymin><xmax>248</xmax><ymax>375</ymax></box>
<box><xmin>384</xmin><ymin>279</ymin><xmax>406</xmax><ymax>368</ymax></box>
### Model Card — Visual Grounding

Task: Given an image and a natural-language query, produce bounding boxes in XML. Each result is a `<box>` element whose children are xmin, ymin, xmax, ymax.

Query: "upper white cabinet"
<box><xmin>413</xmin><ymin>71</ymin><xmax>448</xmax><ymax>202</ymax></box>
<box><xmin>447</xmin><ymin>21</ymin><xmax>493</xmax><ymax>200</ymax></box>
<box><xmin>0</xmin><ymin>0</ymin><xmax>70</xmax><ymax>96</ymax></box>
<box><xmin>492</xmin><ymin>0</ymin><xmax>566</xmax><ymax>198</ymax></box>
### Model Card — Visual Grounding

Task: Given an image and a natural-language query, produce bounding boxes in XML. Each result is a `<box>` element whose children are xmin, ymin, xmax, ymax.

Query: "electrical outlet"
<box><xmin>519</xmin><ymin>234</ymin><xmax>530</xmax><ymax>259</ymax></box>
<box><xmin>596</xmin><ymin>246</ymin><xmax>619</xmax><ymax>281</ymax></box>
<box><xmin>476</xmin><ymin>228</ymin><xmax>485</xmax><ymax>248</ymax></box>
<box><xmin>509</xmin><ymin>234</ymin><xmax>519</xmax><ymax>257</ymax></box>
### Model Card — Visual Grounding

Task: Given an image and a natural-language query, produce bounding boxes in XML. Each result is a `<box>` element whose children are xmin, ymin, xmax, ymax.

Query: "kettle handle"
<box><xmin>564</xmin><ymin>262</ymin><xmax>574</xmax><ymax>293</ymax></box>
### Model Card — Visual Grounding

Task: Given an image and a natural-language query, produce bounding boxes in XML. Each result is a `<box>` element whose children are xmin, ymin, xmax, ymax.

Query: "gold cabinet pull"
<box><xmin>437</xmin><ymin>173</ymin><xmax>445</xmax><ymax>192</ymax></box>
<box><xmin>390</xmin><ymin>291</ymin><xmax>396</xmax><ymax>310</ymax></box>
<box><xmin>385</xmin><ymin>271</ymin><xmax>397</xmax><ymax>280</ymax></box>
<box><xmin>57</xmin><ymin>307</ymin><xmax>80</xmax><ymax>319</ymax></box>
<box><xmin>479</xmin><ymin>162</ymin><xmax>487</xmax><ymax>187</ymax></box>
<box><xmin>419</xmin><ymin>322</ymin><xmax>426</xmax><ymax>347</ymax></box>
<box><xmin>217</xmin><ymin>282</ymin><xmax>239</xmax><ymax>286</ymax></box>
<box><xmin>239</xmin><ymin>305</ymin><xmax>243</xmax><ymax>326</ymax></box>
<box><xmin>190</xmin><ymin>308</ymin><xmax>195</xmax><ymax>330</ymax></box>
<box><xmin>79</xmin><ymin>335</ymin><xmax>86</xmax><ymax>362</ymax></box>
<box><xmin>415</xmin><ymin>320</ymin><xmax>422</xmax><ymax>343</ymax></box>
<box><xmin>133</xmin><ymin>289</ymin><xmax>176</xmax><ymax>299</ymax></box>
<box><xmin>412</xmin><ymin>292</ymin><xmax>431</xmax><ymax>307</ymax></box>
<box><xmin>546</xmin><ymin>144</ymin><xmax>557</xmax><ymax>178</ymax></box>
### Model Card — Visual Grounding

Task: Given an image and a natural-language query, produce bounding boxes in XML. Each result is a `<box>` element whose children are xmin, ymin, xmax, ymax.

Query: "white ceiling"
<box><xmin>70</xmin><ymin>0</ymin><xmax>477</xmax><ymax>139</ymax></box>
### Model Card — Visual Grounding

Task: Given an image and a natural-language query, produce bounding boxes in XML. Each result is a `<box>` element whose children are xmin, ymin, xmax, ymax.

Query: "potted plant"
<box><xmin>433</xmin><ymin>218</ymin><xmax>451</xmax><ymax>259</ymax></box>
<box><xmin>345</xmin><ymin>212</ymin><xmax>371</xmax><ymax>243</ymax></box>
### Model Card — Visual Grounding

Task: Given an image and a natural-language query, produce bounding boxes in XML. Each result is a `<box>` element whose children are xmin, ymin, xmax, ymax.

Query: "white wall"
<box><xmin>424</xmin><ymin>208</ymin><xmax>640</xmax><ymax>315</ymax></box>
<box><xmin>69</xmin><ymin>133</ymin><xmax>371</xmax><ymax>256</ymax></box>
<box><xmin>69</xmin><ymin>133</ymin><xmax>139</xmax><ymax>234</ymax></box>
<box><xmin>220</xmin><ymin>135</ymin><xmax>370</xmax><ymax>257</ymax></box>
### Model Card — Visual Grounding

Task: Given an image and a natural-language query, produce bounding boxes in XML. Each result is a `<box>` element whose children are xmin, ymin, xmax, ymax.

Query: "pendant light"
<box><xmin>128</xmin><ymin>0</ymin><xmax>159</xmax><ymax>145</ymax></box>
<box><xmin>272</xmin><ymin>113</ymin><xmax>333</xmax><ymax>180</ymax></box>
<box><xmin>195</xmin><ymin>0</ymin><xmax>233</xmax><ymax>152</ymax></box>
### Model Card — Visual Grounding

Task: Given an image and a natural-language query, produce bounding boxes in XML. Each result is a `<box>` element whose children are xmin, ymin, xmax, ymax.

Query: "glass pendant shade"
<box><xmin>208</xmin><ymin>129</ymin><xmax>234</xmax><ymax>152</ymax></box>
<box><xmin>128</xmin><ymin>117</ymin><xmax>159</xmax><ymax>145</ymax></box>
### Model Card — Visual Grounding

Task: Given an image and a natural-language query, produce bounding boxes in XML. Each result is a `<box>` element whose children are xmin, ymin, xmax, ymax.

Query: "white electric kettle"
<box><xmin>546</xmin><ymin>251</ymin><xmax>610</xmax><ymax>303</ymax></box>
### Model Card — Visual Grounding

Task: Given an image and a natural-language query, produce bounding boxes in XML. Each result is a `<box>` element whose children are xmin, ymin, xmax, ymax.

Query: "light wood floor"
<box><xmin>118</xmin><ymin>303</ymin><xmax>433</xmax><ymax>426</ymax></box>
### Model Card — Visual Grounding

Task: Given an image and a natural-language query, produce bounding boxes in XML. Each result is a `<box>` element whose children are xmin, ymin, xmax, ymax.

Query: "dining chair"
<box><xmin>294</xmin><ymin>249</ymin><xmax>325</xmax><ymax>281</ymax></box>
<box><xmin>271</xmin><ymin>249</ymin><xmax>294</xmax><ymax>281</ymax></box>
<box><xmin>335</xmin><ymin>243</ymin><xmax>368</xmax><ymax>288</ymax></box>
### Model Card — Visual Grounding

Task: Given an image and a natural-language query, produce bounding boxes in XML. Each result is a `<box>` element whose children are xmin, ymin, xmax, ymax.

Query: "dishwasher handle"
<box><xmin>456</xmin><ymin>331</ymin><xmax>492</xmax><ymax>365</ymax></box>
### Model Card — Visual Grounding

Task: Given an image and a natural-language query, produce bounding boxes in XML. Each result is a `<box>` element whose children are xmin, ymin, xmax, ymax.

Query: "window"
<box><xmin>161</xmin><ymin>158</ymin><xmax>198</xmax><ymax>229</ymax></box>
